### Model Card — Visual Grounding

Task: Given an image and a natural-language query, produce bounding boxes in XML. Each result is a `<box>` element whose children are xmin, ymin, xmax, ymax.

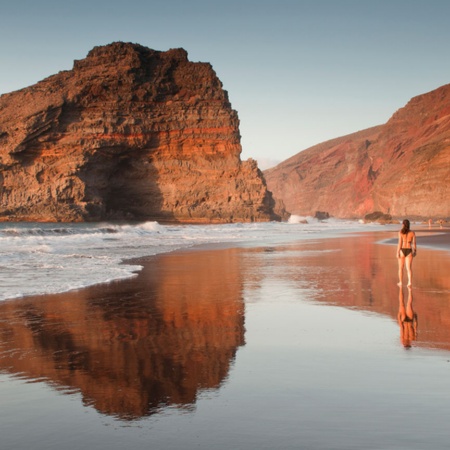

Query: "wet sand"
<box><xmin>1</xmin><ymin>229</ymin><xmax>450</xmax><ymax>449</ymax></box>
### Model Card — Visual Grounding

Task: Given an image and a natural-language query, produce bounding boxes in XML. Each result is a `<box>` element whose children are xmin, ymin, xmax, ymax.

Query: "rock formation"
<box><xmin>0</xmin><ymin>42</ymin><xmax>277</xmax><ymax>222</ymax></box>
<box><xmin>265</xmin><ymin>84</ymin><xmax>450</xmax><ymax>220</ymax></box>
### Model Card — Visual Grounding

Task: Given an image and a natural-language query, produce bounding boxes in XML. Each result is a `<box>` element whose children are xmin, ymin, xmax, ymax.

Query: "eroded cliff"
<box><xmin>0</xmin><ymin>42</ymin><xmax>277</xmax><ymax>222</ymax></box>
<box><xmin>265</xmin><ymin>84</ymin><xmax>450</xmax><ymax>219</ymax></box>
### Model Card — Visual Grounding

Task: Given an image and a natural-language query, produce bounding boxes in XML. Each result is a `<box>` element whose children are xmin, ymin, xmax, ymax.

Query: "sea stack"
<box><xmin>0</xmin><ymin>42</ymin><xmax>278</xmax><ymax>223</ymax></box>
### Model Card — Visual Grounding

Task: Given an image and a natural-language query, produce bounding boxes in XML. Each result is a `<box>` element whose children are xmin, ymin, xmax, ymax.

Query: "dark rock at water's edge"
<box><xmin>364</xmin><ymin>211</ymin><xmax>395</xmax><ymax>223</ymax></box>
<box><xmin>314</xmin><ymin>211</ymin><xmax>330</xmax><ymax>221</ymax></box>
<box><xmin>0</xmin><ymin>42</ymin><xmax>278</xmax><ymax>223</ymax></box>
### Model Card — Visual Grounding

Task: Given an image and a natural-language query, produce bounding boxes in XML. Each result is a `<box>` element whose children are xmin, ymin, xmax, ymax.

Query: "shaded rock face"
<box><xmin>0</xmin><ymin>42</ymin><xmax>276</xmax><ymax>222</ymax></box>
<box><xmin>265</xmin><ymin>84</ymin><xmax>450</xmax><ymax>219</ymax></box>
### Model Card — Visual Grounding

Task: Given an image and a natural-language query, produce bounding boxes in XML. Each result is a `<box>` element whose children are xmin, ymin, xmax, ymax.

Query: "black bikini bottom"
<box><xmin>401</xmin><ymin>248</ymin><xmax>412</xmax><ymax>257</ymax></box>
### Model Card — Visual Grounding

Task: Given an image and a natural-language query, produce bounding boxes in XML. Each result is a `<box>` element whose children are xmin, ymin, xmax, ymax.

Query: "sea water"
<box><xmin>0</xmin><ymin>217</ymin><xmax>385</xmax><ymax>302</ymax></box>
<box><xmin>1</xmin><ymin>220</ymin><xmax>450</xmax><ymax>450</ymax></box>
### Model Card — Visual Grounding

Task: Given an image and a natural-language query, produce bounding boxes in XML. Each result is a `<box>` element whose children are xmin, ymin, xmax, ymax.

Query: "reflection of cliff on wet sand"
<box><xmin>0</xmin><ymin>248</ymin><xmax>245</xmax><ymax>420</ymax></box>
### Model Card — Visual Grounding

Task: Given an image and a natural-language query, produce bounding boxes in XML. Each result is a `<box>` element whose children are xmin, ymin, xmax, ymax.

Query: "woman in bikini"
<box><xmin>396</xmin><ymin>219</ymin><xmax>417</xmax><ymax>287</ymax></box>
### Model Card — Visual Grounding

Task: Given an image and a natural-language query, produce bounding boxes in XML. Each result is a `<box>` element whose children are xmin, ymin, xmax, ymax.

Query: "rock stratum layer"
<box><xmin>0</xmin><ymin>42</ymin><xmax>277</xmax><ymax>222</ymax></box>
<box><xmin>265</xmin><ymin>84</ymin><xmax>450</xmax><ymax>219</ymax></box>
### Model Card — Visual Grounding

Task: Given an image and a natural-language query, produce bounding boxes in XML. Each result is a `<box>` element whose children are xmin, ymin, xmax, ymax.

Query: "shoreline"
<box><xmin>413</xmin><ymin>228</ymin><xmax>450</xmax><ymax>251</ymax></box>
<box><xmin>129</xmin><ymin>225</ymin><xmax>450</xmax><ymax>262</ymax></box>
<box><xmin>1</xmin><ymin>224</ymin><xmax>448</xmax><ymax>305</ymax></box>
<box><xmin>379</xmin><ymin>226</ymin><xmax>450</xmax><ymax>252</ymax></box>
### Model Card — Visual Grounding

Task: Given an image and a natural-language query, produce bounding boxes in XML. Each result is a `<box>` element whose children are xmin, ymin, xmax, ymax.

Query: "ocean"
<box><xmin>0</xmin><ymin>217</ymin><xmax>385</xmax><ymax>302</ymax></box>
<box><xmin>2</xmin><ymin>218</ymin><xmax>450</xmax><ymax>450</ymax></box>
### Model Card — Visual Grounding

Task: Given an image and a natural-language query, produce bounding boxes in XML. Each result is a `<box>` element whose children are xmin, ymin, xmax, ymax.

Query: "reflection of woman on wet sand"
<box><xmin>398</xmin><ymin>286</ymin><xmax>418</xmax><ymax>348</ymax></box>
<box><xmin>397</xmin><ymin>219</ymin><xmax>417</xmax><ymax>287</ymax></box>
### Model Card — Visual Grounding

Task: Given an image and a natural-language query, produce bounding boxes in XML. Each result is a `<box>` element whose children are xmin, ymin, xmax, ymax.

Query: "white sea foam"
<box><xmin>0</xmin><ymin>219</ymin><xmax>387</xmax><ymax>302</ymax></box>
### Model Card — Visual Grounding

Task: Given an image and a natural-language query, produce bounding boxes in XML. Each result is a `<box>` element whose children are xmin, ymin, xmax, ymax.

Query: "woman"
<box><xmin>397</xmin><ymin>219</ymin><xmax>417</xmax><ymax>287</ymax></box>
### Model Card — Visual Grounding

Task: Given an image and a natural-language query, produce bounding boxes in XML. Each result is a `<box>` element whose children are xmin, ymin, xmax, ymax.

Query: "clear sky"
<box><xmin>1</xmin><ymin>0</ymin><xmax>450</xmax><ymax>168</ymax></box>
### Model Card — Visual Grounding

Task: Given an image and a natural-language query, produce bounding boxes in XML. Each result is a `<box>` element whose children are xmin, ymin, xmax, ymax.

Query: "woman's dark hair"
<box><xmin>401</xmin><ymin>219</ymin><xmax>410</xmax><ymax>235</ymax></box>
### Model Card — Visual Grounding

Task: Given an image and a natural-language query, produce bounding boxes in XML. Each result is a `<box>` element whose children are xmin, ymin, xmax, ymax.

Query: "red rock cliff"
<box><xmin>265</xmin><ymin>84</ymin><xmax>450</xmax><ymax>219</ymax></box>
<box><xmin>0</xmin><ymin>42</ymin><xmax>277</xmax><ymax>222</ymax></box>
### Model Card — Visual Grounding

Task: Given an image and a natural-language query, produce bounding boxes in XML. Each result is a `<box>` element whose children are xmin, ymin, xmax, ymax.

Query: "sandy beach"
<box><xmin>1</xmin><ymin>227</ymin><xmax>450</xmax><ymax>449</ymax></box>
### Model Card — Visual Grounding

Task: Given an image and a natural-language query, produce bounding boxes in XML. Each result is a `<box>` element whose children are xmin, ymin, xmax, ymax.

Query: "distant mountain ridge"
<box><xmin>264</xmin><ymin>83</ymin><xmax>450</xmax><ymax>220</ymax></box>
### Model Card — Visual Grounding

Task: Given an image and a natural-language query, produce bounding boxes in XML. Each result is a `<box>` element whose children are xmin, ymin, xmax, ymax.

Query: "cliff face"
<box><xmin>0</xmin><ymin>42</ymin><xmax>276</xmax><ymax>222</ymax></box>
<box><xmin>265</xmin><ymin>84</ymin><xmax>450</xmax><ymax>219</ymax></box>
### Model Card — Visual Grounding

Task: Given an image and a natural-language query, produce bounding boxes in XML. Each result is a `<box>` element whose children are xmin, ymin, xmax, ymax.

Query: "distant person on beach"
<box><xmin>396</xmin><ymin>219</ymin><xmax>417</xmax><ymax>287</ymax></box>
<box><xmin>397</xmin><ymin>286</ymin><xmax>418</xmax><ymax>348</ymax></box>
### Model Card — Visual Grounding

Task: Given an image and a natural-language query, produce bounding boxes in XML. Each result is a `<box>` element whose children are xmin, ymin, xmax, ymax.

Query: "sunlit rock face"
<box><xmin>0</xmin><ymin>42</ymin><xmax>277</xmax><ymax>222</ymax></box>
<box><xmin>0</xmin><ymin>248</ymin><xmax>246</xmax><ymax>419</ymax></box>
<box><xmin>265</xmin><ymin>83</ymin><xmax>450</xmax><ymax>220</ymax></box>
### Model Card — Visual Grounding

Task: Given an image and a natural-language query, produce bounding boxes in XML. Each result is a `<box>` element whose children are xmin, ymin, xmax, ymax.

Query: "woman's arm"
<box><xmin>412</xmin><ymin>232</ymin><xmax>417</xmax><ymax>256</ymax></box>
<box><xmin>397</xmin><ymin>232</ymin><xmax>402</xmax><ymax>257</ymax></box>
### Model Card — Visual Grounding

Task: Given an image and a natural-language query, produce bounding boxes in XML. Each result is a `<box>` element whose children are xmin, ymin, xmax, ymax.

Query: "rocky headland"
<box><xmin>0</xmin><ymin>42</ymin><xmax>278</xmax><ymax>223</ymax></box>
<box><xmin>265</xmin><ymin>84</ymin><xmax>450</xmax><ymax>220</ymax></box>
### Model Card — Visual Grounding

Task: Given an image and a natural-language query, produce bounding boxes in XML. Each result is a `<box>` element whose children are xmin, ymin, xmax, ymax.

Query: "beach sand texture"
<box><xmin>1</xmin><ymin>229</ymin><xmax>450</xmax><ymax>449</ymax></box>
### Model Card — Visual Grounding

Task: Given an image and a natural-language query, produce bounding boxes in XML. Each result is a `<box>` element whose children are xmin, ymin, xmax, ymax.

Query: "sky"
<box><xmin>1</xmin><ymin>0</ymin><xmax>450</xmax><ymax>169</ymax></box>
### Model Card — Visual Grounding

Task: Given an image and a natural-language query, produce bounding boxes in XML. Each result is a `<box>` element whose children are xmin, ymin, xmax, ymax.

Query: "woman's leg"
<box><xmin>405</xmin><ymin>254</ymin><xmax>413</xmax><ymax>287</ymax></box>
<box><xmin>398</xmin><ymin>255</ymin><xmax>405</xmax><ymax>285</ymax></box>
